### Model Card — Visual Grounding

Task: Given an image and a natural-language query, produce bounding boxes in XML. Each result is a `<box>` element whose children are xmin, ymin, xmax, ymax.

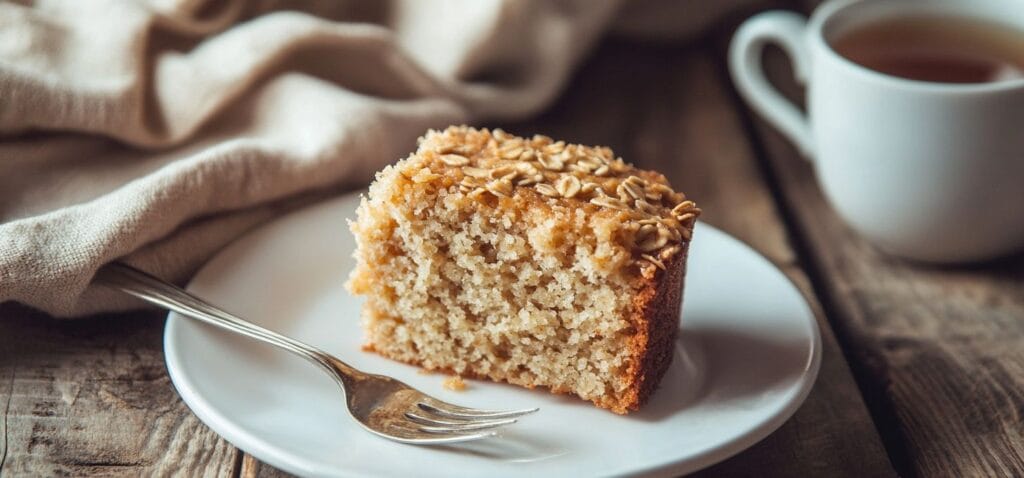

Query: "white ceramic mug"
<box><xmin>729</xmin><ymin>0</ymin><xmax>1024</xmax><ymax>263</ymax></box>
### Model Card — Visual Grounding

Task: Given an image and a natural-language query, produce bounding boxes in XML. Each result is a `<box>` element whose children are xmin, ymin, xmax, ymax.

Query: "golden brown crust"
<box><xmin>616</xmin><ymin>242</ymin><xmax>688</xmax><ymax>413</ymax></box>
<box><xmin>412</xmin><ymin>126</ymin><xmax>701</xmax><ymax>276</ymax></box>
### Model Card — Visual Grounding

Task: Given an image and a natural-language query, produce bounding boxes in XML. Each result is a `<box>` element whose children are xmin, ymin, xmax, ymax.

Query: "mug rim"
<box><xmin>808</xmin><ymin>0</ymin><xmax>1024</xmax><ymax>94</ymax></box>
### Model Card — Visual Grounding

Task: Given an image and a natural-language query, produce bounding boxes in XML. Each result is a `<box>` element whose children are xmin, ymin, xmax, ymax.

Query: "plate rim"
<box><xmin>163</xmin><ymin>193</ymin><xmax>823</xmax><ymax>478</ymax></box>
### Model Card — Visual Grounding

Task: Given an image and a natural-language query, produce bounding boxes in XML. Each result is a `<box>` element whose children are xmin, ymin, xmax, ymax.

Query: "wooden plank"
<box><xmin>736</xmin><ymin>29</ymin><xmax>1024</xmax><ymax>477</ymax></box>
<box><xmin>239</xmin><ymin>454</ymin><xmax>289</xmax><ymax>478</ymax></box>
<box><xmin>0</xmin><ymin>304</ymin><xmax>240</xmax><ymax>477</ymax></box>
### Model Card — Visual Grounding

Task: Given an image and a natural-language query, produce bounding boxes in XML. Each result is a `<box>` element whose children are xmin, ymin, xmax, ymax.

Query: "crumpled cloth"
<box><xmin>0</xmin><ymin>0</ymin><xmax>750</xmax><ymax>317</ymax></box>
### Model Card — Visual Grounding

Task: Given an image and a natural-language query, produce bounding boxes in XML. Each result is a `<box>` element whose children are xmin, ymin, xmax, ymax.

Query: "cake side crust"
<box><xmin>616</xmin><ymin>243</ymin><xmax>688</xmax><ymax>414</ymax></box>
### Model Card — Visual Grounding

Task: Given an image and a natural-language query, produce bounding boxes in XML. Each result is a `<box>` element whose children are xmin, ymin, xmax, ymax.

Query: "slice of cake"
<box><xmin>346</xmin><ymin>126</ymin><xmax>700</xmax><ymax>414</ymax></box>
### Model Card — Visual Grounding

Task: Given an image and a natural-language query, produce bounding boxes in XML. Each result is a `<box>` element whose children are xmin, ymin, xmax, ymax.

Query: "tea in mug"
<box><xmin>831</xmin><ymin>15</ymin><xmax>1024</xmax><ymax>84</ymax></box>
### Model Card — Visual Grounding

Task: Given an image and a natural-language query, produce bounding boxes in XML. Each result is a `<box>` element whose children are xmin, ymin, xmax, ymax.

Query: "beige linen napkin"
<box><xmin>0</xmin><ymin>0</ymin><xmax>753</xmax><ymax>317</ymax></box>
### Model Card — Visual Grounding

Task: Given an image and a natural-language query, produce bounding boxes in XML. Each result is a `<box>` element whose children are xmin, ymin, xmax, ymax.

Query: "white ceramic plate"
<box><xmin>164</xmin><ymin>192</ymin><xmax>821</xmax><ymax>477</ymax></box>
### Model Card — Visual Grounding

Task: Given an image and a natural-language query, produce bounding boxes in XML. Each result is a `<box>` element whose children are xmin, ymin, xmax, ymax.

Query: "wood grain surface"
<box><xmin>0</xmin><ymin>304</ymin><xmax>240</xmax><ymax>476</ymax></box>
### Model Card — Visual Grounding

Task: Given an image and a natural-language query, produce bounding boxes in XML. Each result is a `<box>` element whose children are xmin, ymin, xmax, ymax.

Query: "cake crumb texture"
<box><xmin>443</xmin><ymin>376</ymin><xmax>468</xmax><ymax>391</ymax></box>
<box><xmin>346</xmin><ymin>126</ymin><xmax>699</xmax><ymax>413</ymax></box>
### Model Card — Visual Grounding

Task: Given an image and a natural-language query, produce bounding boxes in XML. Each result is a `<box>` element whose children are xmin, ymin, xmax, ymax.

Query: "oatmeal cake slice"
<box><xmin>346</xmin><ymin>126</ymin><xmax>700</xmax><ymax>414</ymax></box>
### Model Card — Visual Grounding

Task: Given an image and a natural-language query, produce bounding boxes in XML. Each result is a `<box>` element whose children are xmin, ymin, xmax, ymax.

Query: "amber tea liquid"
<box><xmin>831</xmin><ymin>15</ymin><xmax>1024</xmax><ymax>84</ymax></box>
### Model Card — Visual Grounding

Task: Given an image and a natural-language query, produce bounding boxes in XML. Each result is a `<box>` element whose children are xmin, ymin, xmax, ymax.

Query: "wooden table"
<box><xmin>3</xmin><ymin>4</ymin><xmax>1023</xmax><ymax>477</ymax></box>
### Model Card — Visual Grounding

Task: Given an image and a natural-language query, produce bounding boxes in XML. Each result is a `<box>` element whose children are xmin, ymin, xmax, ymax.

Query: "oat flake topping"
<box><xmin>401</xmin><ymin>126</ymin><xmax>701</xmax><ymax>272</ymax></box>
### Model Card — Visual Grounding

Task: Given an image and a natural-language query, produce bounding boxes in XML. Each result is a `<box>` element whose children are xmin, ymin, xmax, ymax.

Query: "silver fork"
<box><xmin>95</xmin><ymin>262</ymin><xmax>537</xmax><ymax>445</ymax></box>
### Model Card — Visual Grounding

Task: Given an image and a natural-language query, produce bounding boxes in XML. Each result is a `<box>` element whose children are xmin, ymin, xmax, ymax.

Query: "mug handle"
<box><xmin>729</xmin><ymin>11</ymin><xmax>815</xmax><ymax>158</ymax></box>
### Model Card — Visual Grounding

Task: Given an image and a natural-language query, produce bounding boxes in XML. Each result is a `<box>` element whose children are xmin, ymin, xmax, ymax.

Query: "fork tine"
<box><xmin>418</xmin><ymin>400</ymin><xmax>539</xmax><ymax>420</ymax></box>
<box><xmin>379</xmin><ymin>424</ymin><xmax>498</xmax><ymax>444</ymax></box>
<box><xmin>413</xmin><ymin>431</ymin><xmax>498</xmax><ymax>443</ymax></box>
<box><xmin>417</xmin><ymin>423</ymin><xmax>510</xmax><ymax>434</ymax></box>
<box><xmin>405</xmin><ymin>412</ymin><xmax>517</xmax><ymax>430</ymax></box>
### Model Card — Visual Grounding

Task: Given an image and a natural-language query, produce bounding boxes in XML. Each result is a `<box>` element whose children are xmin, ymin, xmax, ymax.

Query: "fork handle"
<box><xmin>94</xmin><ymin>262</ymin><xmax>360</xmax><ymax>378</ymax></box>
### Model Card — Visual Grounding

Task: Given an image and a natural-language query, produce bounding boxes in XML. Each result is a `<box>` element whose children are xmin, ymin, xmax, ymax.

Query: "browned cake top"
<box><xmin>404</xmin><ymin>125</ymin><xmax>700</xmax><ymax>274</ymax></box>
